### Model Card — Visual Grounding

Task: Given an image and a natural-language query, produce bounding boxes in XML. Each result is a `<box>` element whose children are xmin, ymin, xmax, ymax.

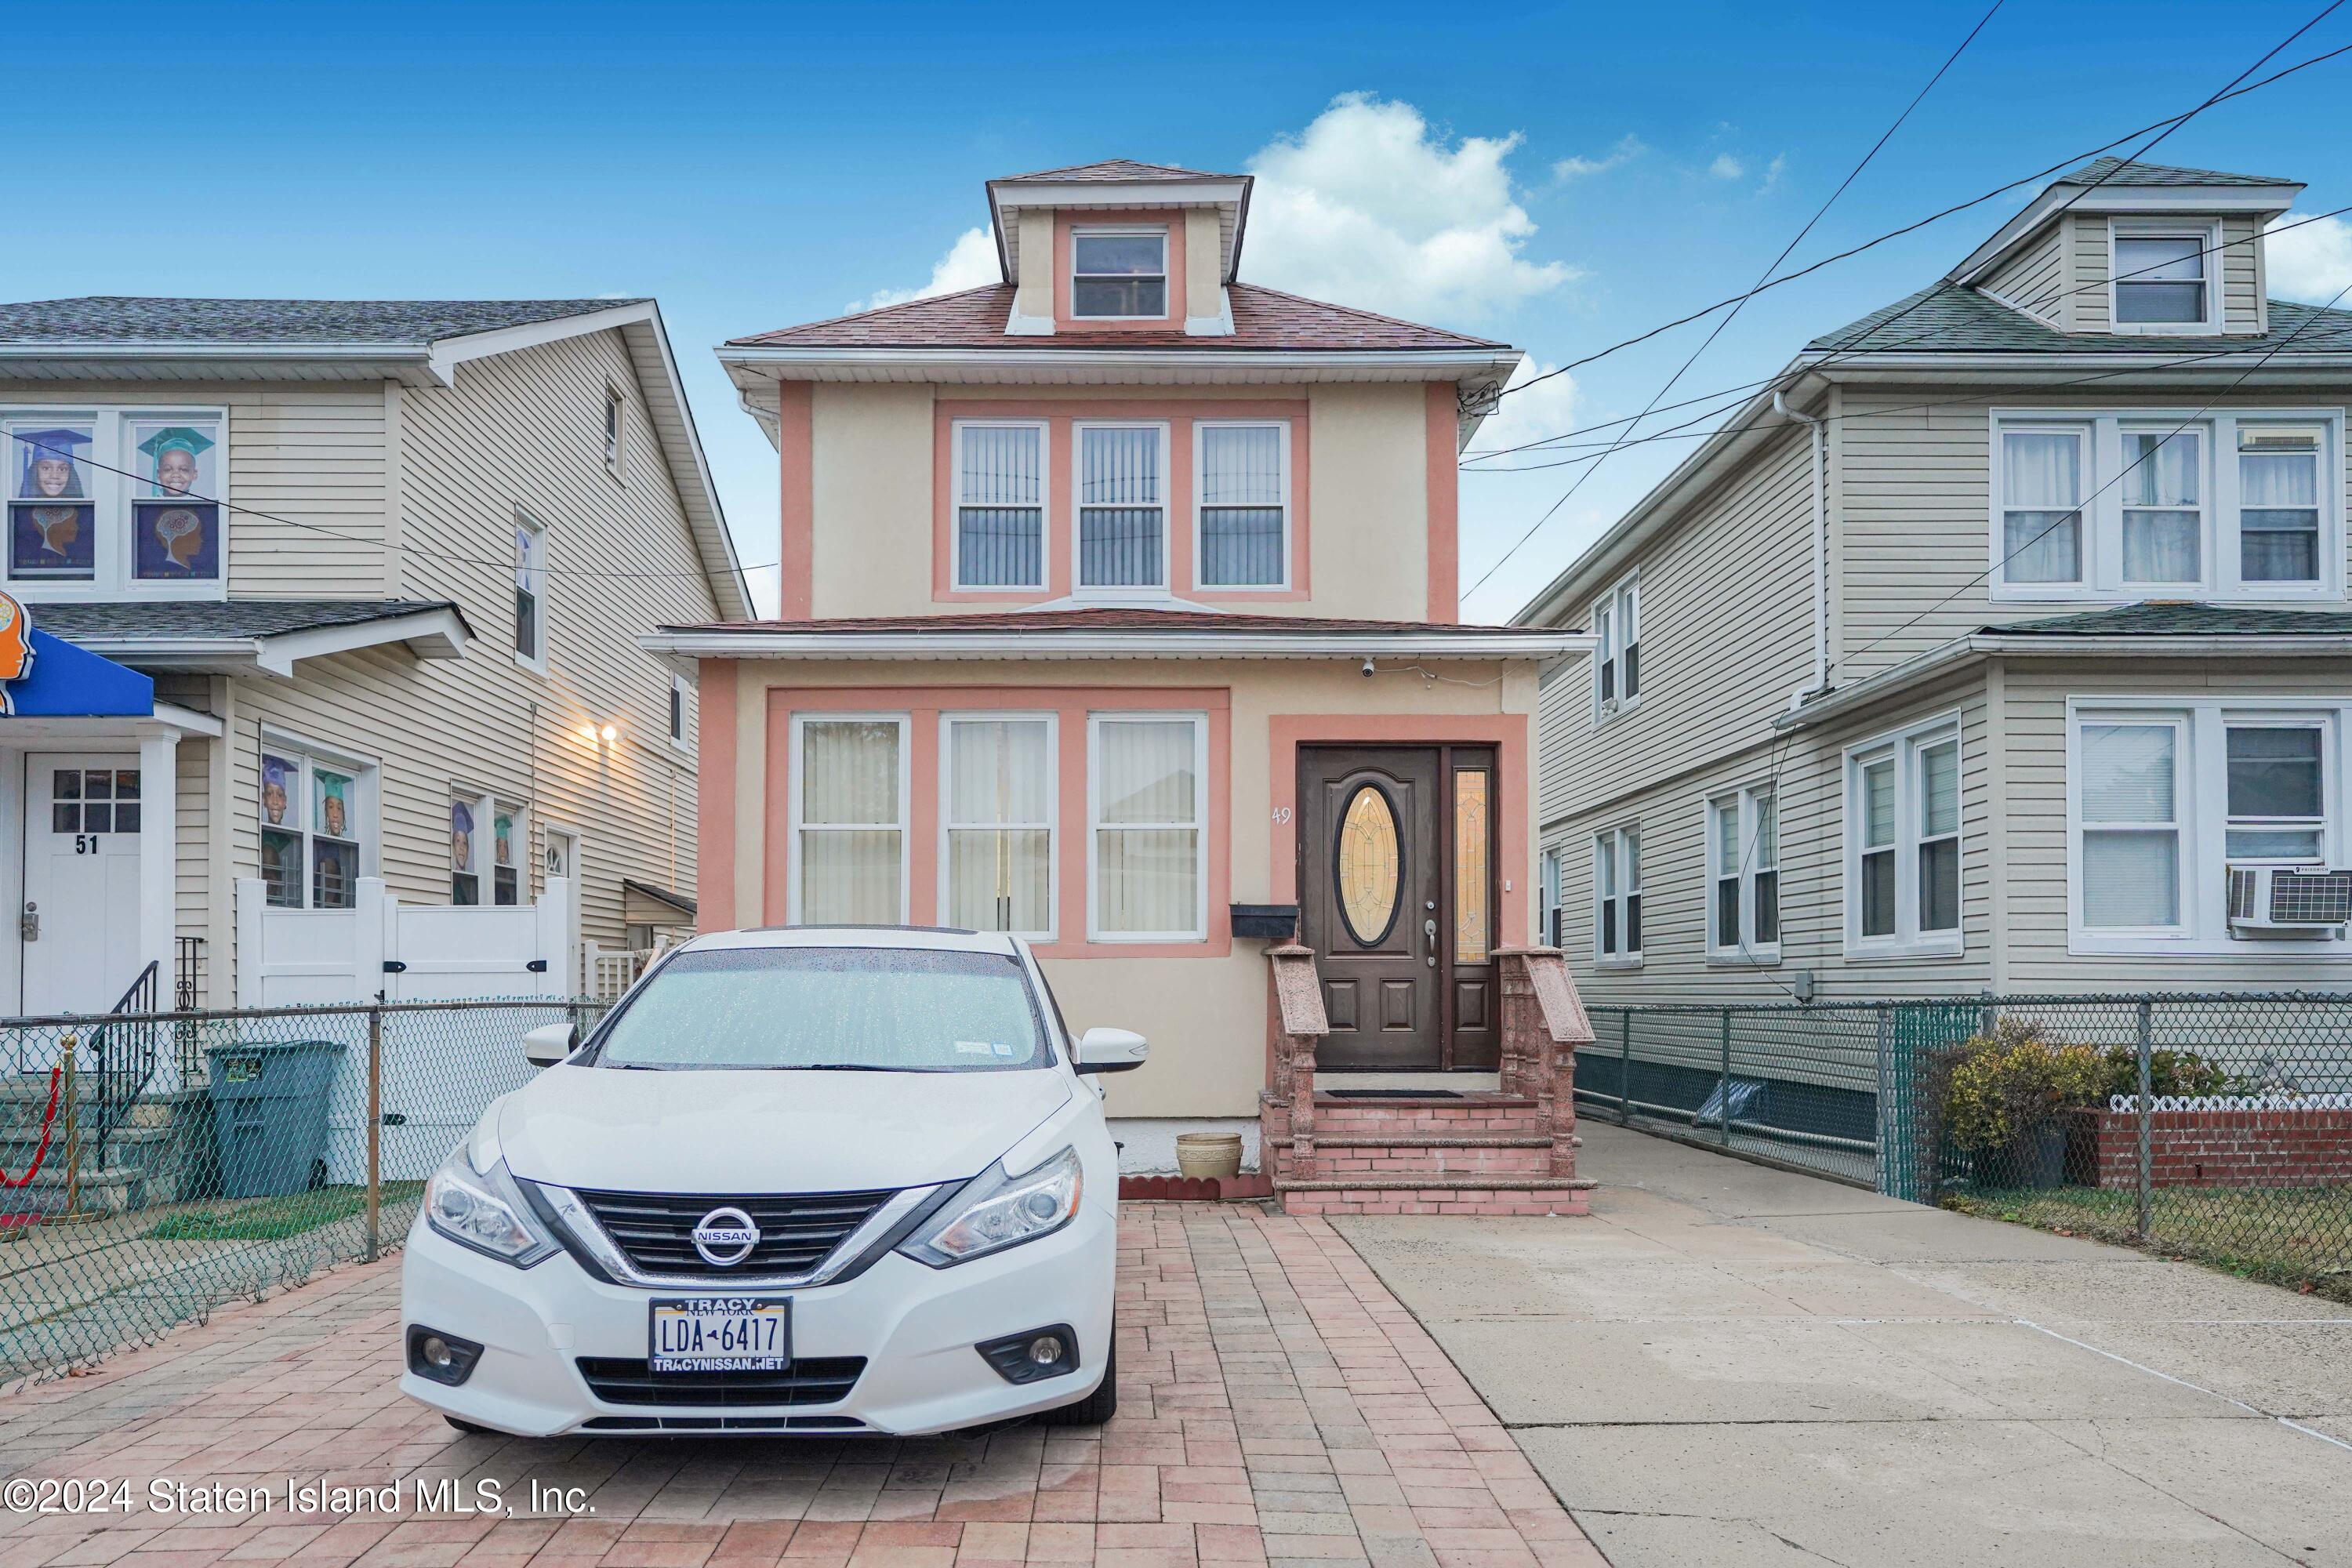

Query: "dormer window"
<box><xmin>1071</xmin><ymin>230</ymin><xmax>1167</xmax><ymax>319</ymax></box>
<box><xmin>2112</xmin><ymin>223</ymin><xmax>2215</xmax><ymax>330</ymax></box>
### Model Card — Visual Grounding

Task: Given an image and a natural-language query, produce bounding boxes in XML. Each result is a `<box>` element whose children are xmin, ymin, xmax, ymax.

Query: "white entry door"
<box><xmin>21</xmin><ymin>754</ymin><xmax>144</xmax><ymax>1017</ymax></box>
<box><xmin>543</xmin><ymin>826</ymin><xmax>581</xmax><ymax>993</ymax></box>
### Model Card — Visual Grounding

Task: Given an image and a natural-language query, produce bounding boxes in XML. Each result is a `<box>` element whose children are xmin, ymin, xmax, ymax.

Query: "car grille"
<box><xmin>575</xmin><ymin>1356</ymin><xmax>867</xmax><ymax>1408</ymax></box>
<box><xmin>572</xmin><ymin>1187</ymin><xmax>897</xmax><ymax>1278</ymax></box>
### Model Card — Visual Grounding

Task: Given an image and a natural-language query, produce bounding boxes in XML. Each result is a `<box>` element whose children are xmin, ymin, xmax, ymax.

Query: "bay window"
<box><xmin>1594</xmin><ymin>825</ymin><xmax>1641</xmax><ymax>965</ymax></box>
<box><xmin>1708</xmin><ymin>786</ymin><xmax>1778</xmax><ymax>960</ymax></box>
<box><xmin>261</xmin><ymin>741</ymin><xmax>373</xmax><ymax>911</ymax></box>
<box><xmin>1076</xmin><ymin>423</ymin><xmax>1167</xmax><ymax>592</ymax></box>
<box><xmin>1991</xmin><ymin>411</ymin><xmax>2339</xmax><ymax>599</ymax></box>
<box><xmin>1071</xmin><ymin>230</ymin><xmax>1168</xmax><ymax>319</ymax></box>
<box><xmin>1592</xmin><ymin>573</ymin><xmax>1640</xmax><ymax>720</ymax></box>
<box><xmin>1846</xmin><ymin>718</ymin><xmax>1962</xmax><ymax>956</ymax></box>
<box><xmin>2069</xmin><ymin>701</ymin><xmax>2349</xmax><ymax>954</ymax></box>
<box><xmin>953</xmin><ymin>422</ymin><xmax>1047</xmax><ymax>590</ymax></box>
<box><xmin>4</xmin><ymin>408</ymin><xmax>225</xmax><ymax>598</ymax></box>
<box><xmin>1196</xmin><ymin>423</ymin><xmax>1290</xmax><ymax>587</ymax></box>
<box><xmin>1089</xmin><ymin>714</ymin><xmax>1205</xmax><ymax>941</ymax></box>
<box><xmin>793</xmin><ymin>716</ymin><xmax>909</xmax><ymax>924</ymax></box>
<box><xmin>943</xmin><ymin>715</ymin><xmax>1055</xmax><ymax>937</ymax></box>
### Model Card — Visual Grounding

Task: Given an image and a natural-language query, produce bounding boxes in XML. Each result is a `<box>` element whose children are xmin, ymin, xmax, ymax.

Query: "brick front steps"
<box><xmin>1278</xmin><ymin>1175</ymin><xmax>1595</xmax><ymax>1216</ymax></box>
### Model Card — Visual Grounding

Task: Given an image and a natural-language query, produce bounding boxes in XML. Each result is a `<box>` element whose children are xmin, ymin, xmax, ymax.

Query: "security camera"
<box><xmin>1361</xmin><ymin>657</ymin><xmax>1376</xmax><ymax>678</ymax></box>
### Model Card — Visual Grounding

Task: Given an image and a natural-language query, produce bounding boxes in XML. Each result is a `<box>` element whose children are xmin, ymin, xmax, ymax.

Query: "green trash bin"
<box><xmin>203</xmin><ymin>1040</ymin><xmax>348</xmax><ymax>1199</ymax></box>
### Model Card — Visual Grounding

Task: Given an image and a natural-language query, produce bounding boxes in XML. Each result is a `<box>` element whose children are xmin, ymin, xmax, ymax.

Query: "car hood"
<box><xmin>497</xmin><ymin>1064</ymin><xmax>1073</xmax><ymax>1193</ymax></box>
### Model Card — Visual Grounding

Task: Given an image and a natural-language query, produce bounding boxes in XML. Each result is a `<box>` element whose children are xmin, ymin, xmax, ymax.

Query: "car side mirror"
<box><xmin>1074</xmin><ymin>1026</ymin><xmax>1149</xmax><ymax>1074</ymax></box>
<box><xmin>523</xmin><ymin>1022</ymin><xmax>578</xmax><ymax>1068</ymax></box>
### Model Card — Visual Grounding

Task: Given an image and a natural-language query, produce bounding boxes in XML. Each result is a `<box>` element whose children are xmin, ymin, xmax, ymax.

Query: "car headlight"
<box><xmin>424</xmin><ymin>1144</ymin><xmax>559</xmax><ymax>1268</ymax></box>
<box><xmin>898</xmin><ymin>1146</ymin><xmax>1083</xmax><ymax>1268</ymax></box>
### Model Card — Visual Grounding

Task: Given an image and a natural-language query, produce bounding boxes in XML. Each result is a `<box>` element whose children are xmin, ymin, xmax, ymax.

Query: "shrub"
<box><xmin>1942</xmin><ymin>1019</ymin><xmax>2106</xmax><ymax>1155</ymax></box>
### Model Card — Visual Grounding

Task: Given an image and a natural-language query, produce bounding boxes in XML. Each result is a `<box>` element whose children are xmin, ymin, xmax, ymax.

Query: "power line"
<box><xmin>1468</xmin><ymin>0</ymin><xmax>2350</xmax><ymax>605</ymax></box>
<box><xmin>3</xmin><ymin>428</ymin><xmax>783</xmax><ymax>586</ymax></box>
<box><xmin>1465</xmin><ymin>0</ymin><xmax>2006</xmax><ymax>603</ymax></box>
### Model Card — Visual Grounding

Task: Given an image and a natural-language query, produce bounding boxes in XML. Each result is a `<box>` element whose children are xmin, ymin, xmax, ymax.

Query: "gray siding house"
<box><xmin>1519</xmin><ymin>158</ymin><xmax>2352</xmax><ymax>1004</ymax></box>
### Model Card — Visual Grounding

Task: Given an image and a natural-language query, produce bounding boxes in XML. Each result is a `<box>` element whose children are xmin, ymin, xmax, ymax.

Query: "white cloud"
<box><xmin>2267</xmin><ymin>211</ymin><xmax>2352</xmax><ymax>305</ymax></box>
<box><xmin>1552</xmin><ymin>134</ymin><xmax>1645</xmax><ymax>183</ymax></box>
<box><xmin>850</xmin><ymin>225</ymin><xmax>999</xmax><ymax>311</ymax></box>
<box><xmin>1465</xmin><ymin>358</ymin><xmax>1579</xmax><ymax>461</ymax></box>
<box><xmin>1240</xmin><ymin>93</ymin><xmax>1577</xmax><ymax>325</ymax></box>
<box><xmin>1759</xmin><ymin>153</ymin><xmax>1788</xmax><ymax>194</ymax></box>
<box><xmin>1708</xmin><ymin>154</ymin><xmax>1746</xmax><ymax>181</ymax></box>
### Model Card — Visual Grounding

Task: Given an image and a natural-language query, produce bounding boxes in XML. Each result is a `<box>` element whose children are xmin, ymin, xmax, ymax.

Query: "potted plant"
<box><xmin>1940</xmin><ymin>1020</ymin><xmax>2107</xmax><ymax>1188</ymax></box>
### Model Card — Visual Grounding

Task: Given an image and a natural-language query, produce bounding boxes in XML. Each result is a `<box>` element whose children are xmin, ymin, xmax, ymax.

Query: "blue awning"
<box><xmin>1</xmin><ymin>628</ymin><xmax>154</xmax><ymax>718</ymax></box>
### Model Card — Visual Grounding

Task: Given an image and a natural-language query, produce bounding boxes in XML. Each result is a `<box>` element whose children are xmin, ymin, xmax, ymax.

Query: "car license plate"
<box><xmin>648</xmin><ymin>1297</ymin><xmax>792</xmax><ymax>1373</ymax></box>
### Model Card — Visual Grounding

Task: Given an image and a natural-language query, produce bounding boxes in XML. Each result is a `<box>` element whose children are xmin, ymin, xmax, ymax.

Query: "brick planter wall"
<box><xmin>2091</xmin><ymin>1105</ymin><xmax>2352</xmax><ymax>1189</ymax></box>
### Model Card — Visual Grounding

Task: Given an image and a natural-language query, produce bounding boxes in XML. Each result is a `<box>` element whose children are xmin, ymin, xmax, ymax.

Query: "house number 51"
<box><xmin>74</xmin><ymin>834</ymin><xmax>100</xmax><ymax>855</ymax></box>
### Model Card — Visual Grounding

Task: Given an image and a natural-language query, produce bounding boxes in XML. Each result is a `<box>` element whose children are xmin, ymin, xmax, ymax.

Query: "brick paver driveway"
<box><xmin>0</xmin><ymin>1207</ymin><xmax>1605</xmax><ymax>1568</ymax></box>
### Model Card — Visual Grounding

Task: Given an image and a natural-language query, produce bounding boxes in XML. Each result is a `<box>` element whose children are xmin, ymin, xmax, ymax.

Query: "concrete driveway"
<box><xmin>1334</xmin><ymin>1122</ymin><xmax>2352</xmax><ymax>1568</ymax></box>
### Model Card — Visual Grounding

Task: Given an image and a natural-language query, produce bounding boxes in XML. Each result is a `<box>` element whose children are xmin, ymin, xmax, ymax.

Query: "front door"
<box><xmin>21</xmin><ymin>754</ymin><xmax>143</xmax><ymax>1017</ymax></box>
<box><xmin>1299</xmin><ymin>745</ymin><xmax>1501</xmax><ymax>1071</ymax></box>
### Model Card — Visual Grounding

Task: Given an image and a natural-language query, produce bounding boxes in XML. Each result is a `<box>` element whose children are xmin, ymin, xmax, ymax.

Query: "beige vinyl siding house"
<box><xmin>0</xmin><ymin>297</ymin><xmax>747</xmax><ymax>1014</ymax></box>
<box><xmin>1521</xmin><ymin>157</ymin><xmax>2352</xmax><ymax>1007</ymax></box>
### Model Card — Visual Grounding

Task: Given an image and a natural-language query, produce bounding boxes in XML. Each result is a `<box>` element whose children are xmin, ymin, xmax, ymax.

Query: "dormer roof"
<box><xmin>1947</xmin><ymin>158</ymin><xmax>2303</xmax><ymax>286</ymax></box>
<box><xmin>985</xmin><ymin>159</ymin><xmax>1254</xmax><ymax>285</ymax></box>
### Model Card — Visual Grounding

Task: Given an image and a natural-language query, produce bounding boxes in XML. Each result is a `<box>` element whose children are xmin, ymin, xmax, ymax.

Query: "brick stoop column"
<box><xmin>1261</xmin><ymin>942</ymin><xmax>1330</xmax><ymax>1185</ymax></box>
<box><xmin>1496</xmin><ymin>946</ymin><xmax>1595</xmax><ymax>1180</ymax></box>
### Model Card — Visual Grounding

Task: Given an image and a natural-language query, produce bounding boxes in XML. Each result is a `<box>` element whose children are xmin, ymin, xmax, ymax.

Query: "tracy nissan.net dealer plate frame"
<box><xmin>648</xmin><ymin>1296</ymin><xmax>793</xmax><ymax>1372</ymax></box>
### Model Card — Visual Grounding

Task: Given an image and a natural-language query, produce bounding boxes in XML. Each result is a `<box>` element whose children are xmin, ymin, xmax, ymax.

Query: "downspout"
<box><xmin>1773</xmin><ymin>390</ymin><xmax>1828</xmax><ymax>706</ymax></box>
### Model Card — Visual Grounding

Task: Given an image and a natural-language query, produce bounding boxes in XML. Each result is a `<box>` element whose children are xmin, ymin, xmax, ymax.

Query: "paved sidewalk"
<box><xmin>0</xmin><ymin>1206</ymin><xmax>1605</xmax><ymax>1568</ymax></box>
<box><xmin>1337</xmin><ymin>1123</ymin><xmax>2352</xmax><ymax>1568</ymax></box>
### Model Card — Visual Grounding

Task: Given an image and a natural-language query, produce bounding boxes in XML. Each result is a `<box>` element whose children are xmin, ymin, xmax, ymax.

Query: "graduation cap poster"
<box><xmin>132</xmin><ymin>421</ymin><xmax>217</xmax><ymax>499</ymax></box>
<box><xmin>13</xmin><ymin>426</ymin><xmax>92</xmax><ymax>499</ymax></box>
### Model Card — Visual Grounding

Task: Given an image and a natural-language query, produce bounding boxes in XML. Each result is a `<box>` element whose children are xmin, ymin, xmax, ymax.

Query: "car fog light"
<box><xmin>978</xmin><ymin>1324</ymin><xmax>1079</xmax><ymax>1385</ymax></box>
<box><xmin>407</xmin><ymin>1325</ymin><xmax>484</xmax><ymax>1387</ymax></box>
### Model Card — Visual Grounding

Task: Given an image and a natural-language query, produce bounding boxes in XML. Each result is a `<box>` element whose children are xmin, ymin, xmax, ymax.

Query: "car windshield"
<box><xmin>590</xmin><ymin>945</ymin><xmax>1051</xmax><ymax>1072</ymax></box>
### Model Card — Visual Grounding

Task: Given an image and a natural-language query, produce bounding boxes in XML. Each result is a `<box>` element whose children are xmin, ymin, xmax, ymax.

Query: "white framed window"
<box><xmin>1591</xmin><ymin>573</ymin><xmax>1640</xmax><ymax>722</ymax></box>
<box><xmin>451</xmin><ymin>789</ymin><xmax>527</xmax><ymax>907</ymax></box>
<box><xmin>1593</xmin><ymin>824</ymin><xmax>1641</xmax><ymax>966</ymax></box>
<box><xmin>2111</xmin><ymin>220</ymin><xmax>2219</xmax><ymax>332</ymax></box>
<box><xmin>1071</xmin><ymin>228</ymin><xmax>1169</xmax><ymax>319</ymax></box>
<box><xmin>1074</xmin><ymin>423</ymin><xmax>1169</xmax><ymax>593</ymax></box>
<box><xmin>668</xmin><ymin>672</ymin><xmax>692</xmax><ymax>751</ymax></box>
<box><xmin>259</xmin><ymin>736</ymin><xmax>376</xmax><ymax>911</ymax></box>
<box><xmin>1195</xmin><ymin>422</ymin><xmax>1290</xmax><ymax>588</ymax></box>
<box><xmin>514</xmin><ymin>511</ymin><xmax>548</xmax><ymax>670</ymax></box>
<box><xmin>3</xmin><ymin>407</ymin><xmax>227</xmax><ymax>601</ymax></box>
<box><xmin>1845</xmin><ymin>717</ymin><xmax>1963</xmax><ymax>958</ymax></box>
<box><xmin>1087</xmin><ymin>713</ymin><xmax>1206</xmax><ymax>942</ymax></box>
<box><xmin>603</xmin><ymin>387</ymin><xmax>626</xmax><ymax>479</ymax></box>
<box><xmin>2068</xmin><ymin>698</ymin><xmax>2351</xmax><ymax>955</ymax></box>
<box><xmin>952</xmin><ymin>420</ymin><xmax>1048</xmax><ymax>590</ymax></box>
<box><xmin>1707</xmin><ymin>786</ymin><xmax>1779</xmax><ymax>962</ymax></box>
<box><xmin>791</xmin><ymin>715</ymin><xmax>909</xmax><ymax>925</ymax></box>
<box><xmin>1539</xmin><ymin>847</ymin><xmax>1564</xmax><ymax>949</ymax></box>
<box><xmin>941</xmin><ymin>713</ymin><xmax>1058</xmax><ymax>939</ymax></box>
<box><xmin>1989</xmin><ymin>410</ymin><xmax>2342</xmax><ymax>601</ymax></box>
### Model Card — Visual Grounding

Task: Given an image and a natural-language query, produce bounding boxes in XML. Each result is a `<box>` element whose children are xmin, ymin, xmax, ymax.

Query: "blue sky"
<box><xmin>15</xmin><ymin>0</ymin><xmax>2352</xmax><ymax>620</ymax></box>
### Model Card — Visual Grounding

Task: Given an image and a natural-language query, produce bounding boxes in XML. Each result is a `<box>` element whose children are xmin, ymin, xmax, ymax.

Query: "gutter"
<box><xmin>641</xmin><ymin>627</ymin><xmax>1592</xmax><ymax>664</ymax></box>
<box><xmin>716</xmin><ymin>345</ymin><xmax>1519</xmax><ymax>377</ymax></box>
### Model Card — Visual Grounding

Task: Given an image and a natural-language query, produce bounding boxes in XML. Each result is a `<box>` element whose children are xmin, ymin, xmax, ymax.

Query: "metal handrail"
<box><xmin>79</xmin><ymin>960</ymin><xmax>161</xmax><ymax>1170</ymax></box>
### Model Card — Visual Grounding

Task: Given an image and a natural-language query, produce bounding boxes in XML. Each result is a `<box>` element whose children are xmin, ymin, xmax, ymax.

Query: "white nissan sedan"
<box><xmin>398</xmin><ymin>927</ymin><xmax>1145</xmax><ymax>1438</ymax></box>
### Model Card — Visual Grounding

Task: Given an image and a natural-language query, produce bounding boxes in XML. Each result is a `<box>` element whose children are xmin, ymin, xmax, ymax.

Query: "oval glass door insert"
<box><xmin>1336</xmin><ymin>785</ymin><xmax>1403</xmax><ymax>946</ymax></box>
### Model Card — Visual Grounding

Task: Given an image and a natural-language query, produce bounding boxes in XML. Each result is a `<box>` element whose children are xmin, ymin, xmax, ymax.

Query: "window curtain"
<box><xmin>2002</xmin><ymin>431</ymin><xmax>2082</xmax><ymax>583</ymax></box>
<box><xmin>1199</xmin><ymin>426</ymin><xmax>1285</xmax><ymax>586</ymax></box>
<box><xmin>800</xmin><ymin>721</ymin><xmax>902</xmax><ymax>924</ymax></box>
<box><xmin>2081</xmin><ymin>724</ymin><xmax>2178</xmax><ymax>927</ymax></box>
<box><xmin>2122</xmin><ymin>431</ymin><xmax>2201</xmax><ymax>583</ymax></box>
<box><xmin>1095</xmin><ymin>720</ymin><xmax>1197</xmax><ymax>934</ymax></box>
<box><xmin>1080</xmin><ymin>428</ymin><xmax>1163</xmax><ymax>587</ymax></box>
<box><xmin>2240</xmin><ymin>440</ymin><xmax>2321</xmax><ymax>582</ymax></box>
<box><xmin>947</xmin><ymin>720</ymin><xmax>1052</xmax><ymax>931</ymax></box>
<box><xmin>958</xmin><ymin>426</ymin><xmax>1043</xmax><ymax>587</ymax></box>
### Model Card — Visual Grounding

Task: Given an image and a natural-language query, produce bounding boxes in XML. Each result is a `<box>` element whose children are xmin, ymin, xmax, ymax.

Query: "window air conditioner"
<box><xmin>2226</xmin><ymin>864</ymin><xmax>2352</xmax><ymax>938</ymax></box>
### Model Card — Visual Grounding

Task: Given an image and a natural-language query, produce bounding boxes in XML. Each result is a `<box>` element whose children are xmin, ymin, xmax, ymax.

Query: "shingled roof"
<box><xmin>1806</xmin><ymin>284</ymin><xmax>2352</xmax><ymax>357</ymax></box>
<box><xmin>32</xmin><ymin>598</ymin><xmax>468</xmax><ymax>641</ymax></box>
<box><xmin>996</xmin><ymin>160</ymin><xmax>1240</xmax><ymax>183</ymax></box>
<box><xmin>1985</xmin><ymin>604</ymin><xmax>2352</xmax><ymax>637</ymax></box>
<box><xmin>727</xmin><ymin>282</ymin><xmax>1504</xmax><ymax>354</ymax></box>
<box><xmin>0</xmin><ymin>297</ymin><xmax>641</xmax><ymax>347</ymax></box>
<box><xmin>2056</xmin><ymin>158</ymin><xmax>2301</xmax><ymax>189</ymax></box>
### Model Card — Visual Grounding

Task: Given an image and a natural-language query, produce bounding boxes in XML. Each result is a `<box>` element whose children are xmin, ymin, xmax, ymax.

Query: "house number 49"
<box><xmin>1270</xmin><ymin>807</ymin><xmax>1293</xmax><ymax>825</ymax></box>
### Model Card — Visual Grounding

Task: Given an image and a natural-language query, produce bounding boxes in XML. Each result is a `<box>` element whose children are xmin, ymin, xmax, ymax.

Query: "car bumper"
<box><xmin>397</xmin><ymin>1200</ymin><xmax>1116</xmax><ymax>1437</ymax></box>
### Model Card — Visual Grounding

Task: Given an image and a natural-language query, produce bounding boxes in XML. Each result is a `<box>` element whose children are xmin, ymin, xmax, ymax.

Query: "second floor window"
<box><xmin>1071</xmin><ymin>230</ymin><xmax>1167</xmax><ymax>318</ymax></box>
<box><xmin>1595</xmin><ymin>825</ymin><xmax>1641</xmax><ymax>964</ymax></box>
<box><xmin>1077</xmin><ymin>424</ymin><xmax>1166</xmax><ymax>592</ymax></box>
<box><xmin>1848</xmin><ymin>719</ymin><xmax>1962</xmax><ymax>956</ymax></box>
<box><xmin>5</xmin><ymin>409</ymin><xmax>224</xmax><ymax>597</ymax></box>
<box><xmin>1196</xmin><ymin>423</ymin><xmax>1289</xmax><ymax>587</ymax></box>
<box><xmin>1992</xmin><ymin>412</ymin><xmax>2338</xmax><ymax>599</ymax></box>
<box><xmin>1708</xmin><ymin>786</ymin><xmax>1779</xmax><ymax>960</ymax></box>
<box><xmin>954</xmin><ymin>423</ymin><xmax>1047</xmax><ymax>590</ymax></box>
<box><xmin>1592</xmin><ymin>575</ymin><xmax>1640</xmax><ymax>719</ymax></box>
<box><xmin>514</xmin><ymin>514</ymin><xmax>547</xmax><ymax>667</ymax></box>
<box><xmin>604</xmin><ymin>388</ymin><xmax>626</xmax><ymax>477</ymax></box>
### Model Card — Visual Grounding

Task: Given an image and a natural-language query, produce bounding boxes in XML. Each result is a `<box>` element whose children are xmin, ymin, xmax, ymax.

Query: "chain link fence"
<box><xmin>1581</xmin><ymin>995</ymin><xmax>2352</xmax><ymax>1301</ymax></box>
<box><xmin>1</xmin><ymin>997</ymin><xmax>600</xmax><ymax>1384</ymax></box>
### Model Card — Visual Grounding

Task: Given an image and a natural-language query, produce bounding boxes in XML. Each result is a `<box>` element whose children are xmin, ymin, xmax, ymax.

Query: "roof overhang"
<box><xmin>622</xmin><ymin>877</ymin><xmax>698</xmax><ymax>923</ymax></box>
<box><xmin>987</xmin><ymin>175</ymin><xmax>1254</xmax><ymax>285</ymax></box>
<box><xmin>641</xmin><ymin>624</ymin><xmax>1590</xmax><ymax>670</ymax></box>
<box><xmin>1774</xmin><ymin>631</ymin><xmax>2352</xmax><ymax>731</ymax></box>
<box><xmin>1948</xmin><ymin>179</ymin><xmax>2303</xmax><ymax>287</ymax></box>
<box><xmin>68</xmin><ymin>604</ymin><xmax>471</xmax><ymax>680</ymax></box>
<box><xmin>1790</xmin><ymin>349</ymin><xmax>2352</xmax><ymax>384</ymax></box>
<box><xmin>0</xmin><ymin>702</ymin><xmax>223</xmax><ymax>742</ymax></box>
